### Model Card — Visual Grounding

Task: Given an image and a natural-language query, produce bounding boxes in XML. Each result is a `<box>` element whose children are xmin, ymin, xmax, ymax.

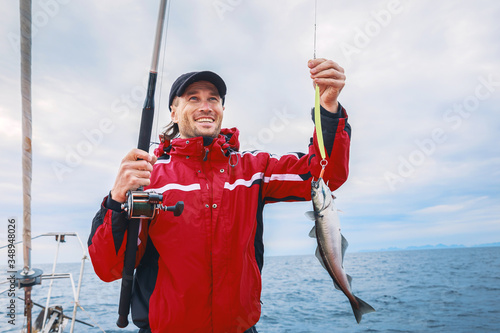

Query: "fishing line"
<box><xmin>313</xmin><ymin>0</ymin><xmax>327</xmax><ymax>177</ymax></box>
<box><xmin>152</xmin><ymin>0</ymin><xmax>172</xmax><ymax>147</ymax></box>
<box><xmin>314</xmin><ymin>0</ymin><xmax>317</xmax><ymax>60</ymax></box>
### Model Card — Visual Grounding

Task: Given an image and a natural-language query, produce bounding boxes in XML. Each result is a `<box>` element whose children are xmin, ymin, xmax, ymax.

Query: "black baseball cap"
<box><xmin>168</xmin><ymin>71</ymin><xmax>227</xmax><ymax>110</ymax></box>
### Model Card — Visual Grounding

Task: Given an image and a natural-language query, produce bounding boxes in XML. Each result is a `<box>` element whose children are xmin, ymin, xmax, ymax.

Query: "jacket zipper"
<box><xmin>203</xmin><ymin>147</ymin><xmax>209</xmax><ymax>161</ymax></box>
<box><xmin>201</xmin><ymin>146</ymin><xmax>214</xmax><ymax>331</ymax></box>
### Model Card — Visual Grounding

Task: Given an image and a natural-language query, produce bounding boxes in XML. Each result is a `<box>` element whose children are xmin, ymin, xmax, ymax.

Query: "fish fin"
<box><xmin>346</xmin><ymin>274</ymin><xmax>353</xmax><ymax>288</ymax></box>
<box><xmin>308</xmin><ymin>226</ymin><xmax>317</xmax><ymax>238</ymax></box>
<box><xmin>305</xmin><ymin>211</ymin><xmax>316</xmax><ymax>221</ymax></box>
<box><xmin>350</xmin><ymin>296</ymin><xmax>376</xmax><ymax>324</ymax></box>
<box><xmin>314</xmin><ymin>246</ymin><xmax>327</xmax><ymax>270</ymax></box>
<box><xmin>341</xmin><ymin>233</ymin><xmax>349</xmax><ymax>265</ymax></box>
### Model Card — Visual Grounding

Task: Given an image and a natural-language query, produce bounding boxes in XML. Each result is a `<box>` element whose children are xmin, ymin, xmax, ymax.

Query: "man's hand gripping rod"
<box><xmin>115</xmin><ymin>0</ymin><xmax>182</xmax><ymax>328</ymax></box>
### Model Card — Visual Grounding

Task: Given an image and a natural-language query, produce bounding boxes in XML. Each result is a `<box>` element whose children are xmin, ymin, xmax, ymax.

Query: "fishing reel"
<box><xmin>121</xmin><ymin>190</ymin><xmax>184</xmax><ymax>220</ymax></box>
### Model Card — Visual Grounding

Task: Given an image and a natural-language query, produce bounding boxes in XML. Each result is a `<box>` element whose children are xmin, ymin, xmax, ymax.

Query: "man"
<box><xmin>88</xmin><ymin>58</ymin><xmax>351</xmax><ymax>332</ymax></box>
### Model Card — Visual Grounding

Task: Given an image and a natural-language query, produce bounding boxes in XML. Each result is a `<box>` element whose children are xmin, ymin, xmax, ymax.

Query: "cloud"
<box><xmin>412</xmin><ymin>196</ymin><xmax>489</xmax><ymax>215</ymax></box>
<box><xmin>1</xmin><ymin>0</ymin><xmax>499</xmax><ymax>262</ymax></box>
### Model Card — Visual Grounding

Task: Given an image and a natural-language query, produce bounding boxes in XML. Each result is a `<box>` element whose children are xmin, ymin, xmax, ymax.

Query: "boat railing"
<box><xmin>0</xmin><ymin>231</ymin><xmax>90</xmax><ymax>333</ymax></box>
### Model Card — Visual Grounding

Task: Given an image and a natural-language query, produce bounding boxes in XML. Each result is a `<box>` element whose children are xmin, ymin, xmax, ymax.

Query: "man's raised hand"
<box><xmin>308</xmin><ymin>58</ymin><xmax>346</xmax><ymax>113</ymax></box>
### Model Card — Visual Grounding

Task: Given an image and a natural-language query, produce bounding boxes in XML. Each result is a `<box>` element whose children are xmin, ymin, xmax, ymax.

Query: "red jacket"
<box><xmin>88</xmin><ymin>106</ymin><xmax>351</xmax><ymax>332</ymax></box>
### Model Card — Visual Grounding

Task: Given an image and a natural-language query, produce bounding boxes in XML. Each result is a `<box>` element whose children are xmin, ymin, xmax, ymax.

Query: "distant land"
<box><xmin>360</xmin><ymin>242</ymin><xmax>500</xmax><ymax>252</ymax></box>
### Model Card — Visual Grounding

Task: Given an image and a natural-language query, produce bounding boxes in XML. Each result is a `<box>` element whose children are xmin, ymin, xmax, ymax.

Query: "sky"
<box><xmin>0</xmin><ymin>0</ymin><xmax>499</xmax><ymax>264</ymax></box>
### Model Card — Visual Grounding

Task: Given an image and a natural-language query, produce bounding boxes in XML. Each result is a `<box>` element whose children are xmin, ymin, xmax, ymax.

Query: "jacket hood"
<box><xmin>154</xmin><ymin>127</ymin><xmax>240</xmax><ymax>159</ymax></box>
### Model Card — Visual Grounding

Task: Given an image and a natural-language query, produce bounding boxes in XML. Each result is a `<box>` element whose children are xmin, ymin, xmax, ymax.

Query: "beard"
<box><xmin>178</xmin><ymin>119</ymin><xmax>222</xmax><ymax>139</ymax></box>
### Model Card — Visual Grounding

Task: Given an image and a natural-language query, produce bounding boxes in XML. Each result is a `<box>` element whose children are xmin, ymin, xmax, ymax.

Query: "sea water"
<box><xmin>1</xmin><ymin>247</ymin><xmax>499</xmax><ymax>332</ymax></box>
<box><xmin>259</xmin><ymin>247</ymin><xmax>500</xmax><ymax>333</ymax></box>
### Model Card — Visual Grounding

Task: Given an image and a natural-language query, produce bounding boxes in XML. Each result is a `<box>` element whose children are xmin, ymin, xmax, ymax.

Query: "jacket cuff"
<box><xmin>320</xmin><ymin>102</ymin><xmax>344</xmax><ymax>119</ymax></box>
<box><xmin>310</xmin><ymin>102</ymin><xmax>350</xmax><ymax>157</ymax></box>
<box><xmin>311</xmin><ymin>102</ymin><xmax>345</xmax><ymax>122</ymax></box>
<box><xmin>105</xmin><ymin>192</ymin><xmax>124</xmax><ymax>212</ymax></box>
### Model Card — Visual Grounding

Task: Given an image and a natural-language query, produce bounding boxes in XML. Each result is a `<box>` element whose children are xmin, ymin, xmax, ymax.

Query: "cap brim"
<box><xmin>176</xmin><ymin>71</ymin><xmax>227</xmax><ymax>100</ymax></box>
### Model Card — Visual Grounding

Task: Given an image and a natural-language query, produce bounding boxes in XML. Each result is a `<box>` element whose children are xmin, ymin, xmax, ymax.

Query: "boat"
<box><xmin>0</xmin><ymin>1</ymin><xmax>101</xmax><ymax>331</ymax></box>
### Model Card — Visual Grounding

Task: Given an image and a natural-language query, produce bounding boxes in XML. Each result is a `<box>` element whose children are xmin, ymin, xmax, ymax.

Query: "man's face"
<box><xmin>170</xmin><ymin>81</ymin><xmax>224</xmax><ymax>139</ymax></box>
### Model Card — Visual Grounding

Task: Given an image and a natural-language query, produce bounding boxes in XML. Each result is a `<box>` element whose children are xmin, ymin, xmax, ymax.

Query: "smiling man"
<box><xmin>88</xmin><ymin>59</ymin><xmax>352</xmax><ymax>333</ymax></box>
<box><xmin>169</xmin><ymin>71</ymin><xmax>226</xmax><ymax>139</ymax></box>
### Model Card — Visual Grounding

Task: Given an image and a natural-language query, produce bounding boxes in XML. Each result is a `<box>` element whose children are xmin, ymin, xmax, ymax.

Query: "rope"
<box><xmin>77</xmin><ymin>303</ymin><xmax>107</xmax><ymax>333</ymax></box>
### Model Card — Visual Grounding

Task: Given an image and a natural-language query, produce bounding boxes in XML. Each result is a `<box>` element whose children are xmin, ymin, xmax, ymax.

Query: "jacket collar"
<box><xmin>155</xmin><ymin>127</ymin><xmax>240</xmax><ymax>160</ymax></box>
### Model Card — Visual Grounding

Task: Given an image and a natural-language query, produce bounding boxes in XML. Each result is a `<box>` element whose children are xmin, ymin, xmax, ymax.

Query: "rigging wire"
<box><xmin>152</xmin><ymin>0</ymin><xmax>172</xmax><ymax>147</ymax></box>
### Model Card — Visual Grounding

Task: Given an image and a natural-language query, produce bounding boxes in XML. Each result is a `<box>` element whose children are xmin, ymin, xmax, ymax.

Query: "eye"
<box><xmin>189</xmin><ymin>96</ymin><xmax>199</xmax><ymax>101</ymax></box>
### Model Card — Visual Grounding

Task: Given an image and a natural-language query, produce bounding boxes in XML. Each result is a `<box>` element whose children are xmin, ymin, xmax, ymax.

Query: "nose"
<box><xmin>199</xmin><ymin>100</ymin><xmax>213</xmax><ymax>112</ymax></box>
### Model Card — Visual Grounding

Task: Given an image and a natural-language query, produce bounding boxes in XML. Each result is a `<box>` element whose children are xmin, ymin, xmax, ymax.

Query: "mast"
<box><xmin>20</xmin><ymin>0</ymin><xmax>32</xmax><ymax>277</ymax></box>
<box><xmin>20</xmin><ymin>0</ymin><xmax>33</xmax><ymax>329</ymax></box>
<box><xmin>19</xmin><ymin>1</ymin><xmax>43</xmax><ymax>331</ymax></box>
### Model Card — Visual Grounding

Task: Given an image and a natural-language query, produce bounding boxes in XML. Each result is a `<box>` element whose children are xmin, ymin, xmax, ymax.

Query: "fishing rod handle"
<box><xmin>116</xmin><ymin>217</ymin><xmax>140</xmax><ymax>328</ymax></box>
<box><xmin>116</xmin><ymin>314</ymin><xmax>129</xmax><ymax>328</ymax></box>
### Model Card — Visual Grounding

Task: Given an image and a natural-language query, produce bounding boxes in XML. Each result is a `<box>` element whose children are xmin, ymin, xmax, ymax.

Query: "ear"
<box><xmin>170</xmin><ymin>106</ymin><xmax>178</xmax><ymax>123</ymax></box>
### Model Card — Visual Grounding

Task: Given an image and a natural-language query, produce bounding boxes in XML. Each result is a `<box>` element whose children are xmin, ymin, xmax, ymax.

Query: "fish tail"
<box><xmin>351</xmin><ymin>296</ymin><xmax>375</xmax><ymax>324</ymax></box>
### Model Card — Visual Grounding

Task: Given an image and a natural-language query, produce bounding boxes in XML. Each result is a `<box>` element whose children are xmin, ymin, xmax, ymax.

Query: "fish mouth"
<box><xmin>311</xmin><ymin>180</ymin><xmax>321</xmax><ymax>201</ymax></box>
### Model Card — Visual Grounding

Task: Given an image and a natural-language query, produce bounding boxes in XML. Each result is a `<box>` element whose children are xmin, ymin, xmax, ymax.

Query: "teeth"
<box><xmin>196</xmin><ymin>118</ymin><xmax>214</xmax><ymax>123</ymax></box>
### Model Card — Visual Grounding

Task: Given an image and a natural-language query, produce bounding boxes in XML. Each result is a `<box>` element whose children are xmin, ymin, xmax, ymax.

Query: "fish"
<box><xmin>305</xmin><ymin>177</ymin><xmax>375</xmax><ymax>323</ymax></box>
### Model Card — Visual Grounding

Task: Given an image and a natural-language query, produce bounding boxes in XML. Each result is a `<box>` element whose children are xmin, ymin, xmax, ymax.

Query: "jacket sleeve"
<box><xmin>261</xmin><ymin>104</ymin><xmax>351</xmax><ymax>203</ymax></box>
<box><xmin>88</xmin><ymin>195</ymin><xmax>149</xmax><ymax>282</ymax></box>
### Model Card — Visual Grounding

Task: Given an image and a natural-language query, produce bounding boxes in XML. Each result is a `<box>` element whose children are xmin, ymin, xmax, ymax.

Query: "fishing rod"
<box><xmin>116</xmin><ymin>0</ymin><xmax>183</xmax><ymax>328</ymax></box>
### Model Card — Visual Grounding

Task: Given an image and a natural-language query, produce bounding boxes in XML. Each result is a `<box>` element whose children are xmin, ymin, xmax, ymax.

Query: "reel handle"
<box><xmin>161</xmin><ymin>201</ymin><xmax>184</xmax><ymax>216</ymax></box>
